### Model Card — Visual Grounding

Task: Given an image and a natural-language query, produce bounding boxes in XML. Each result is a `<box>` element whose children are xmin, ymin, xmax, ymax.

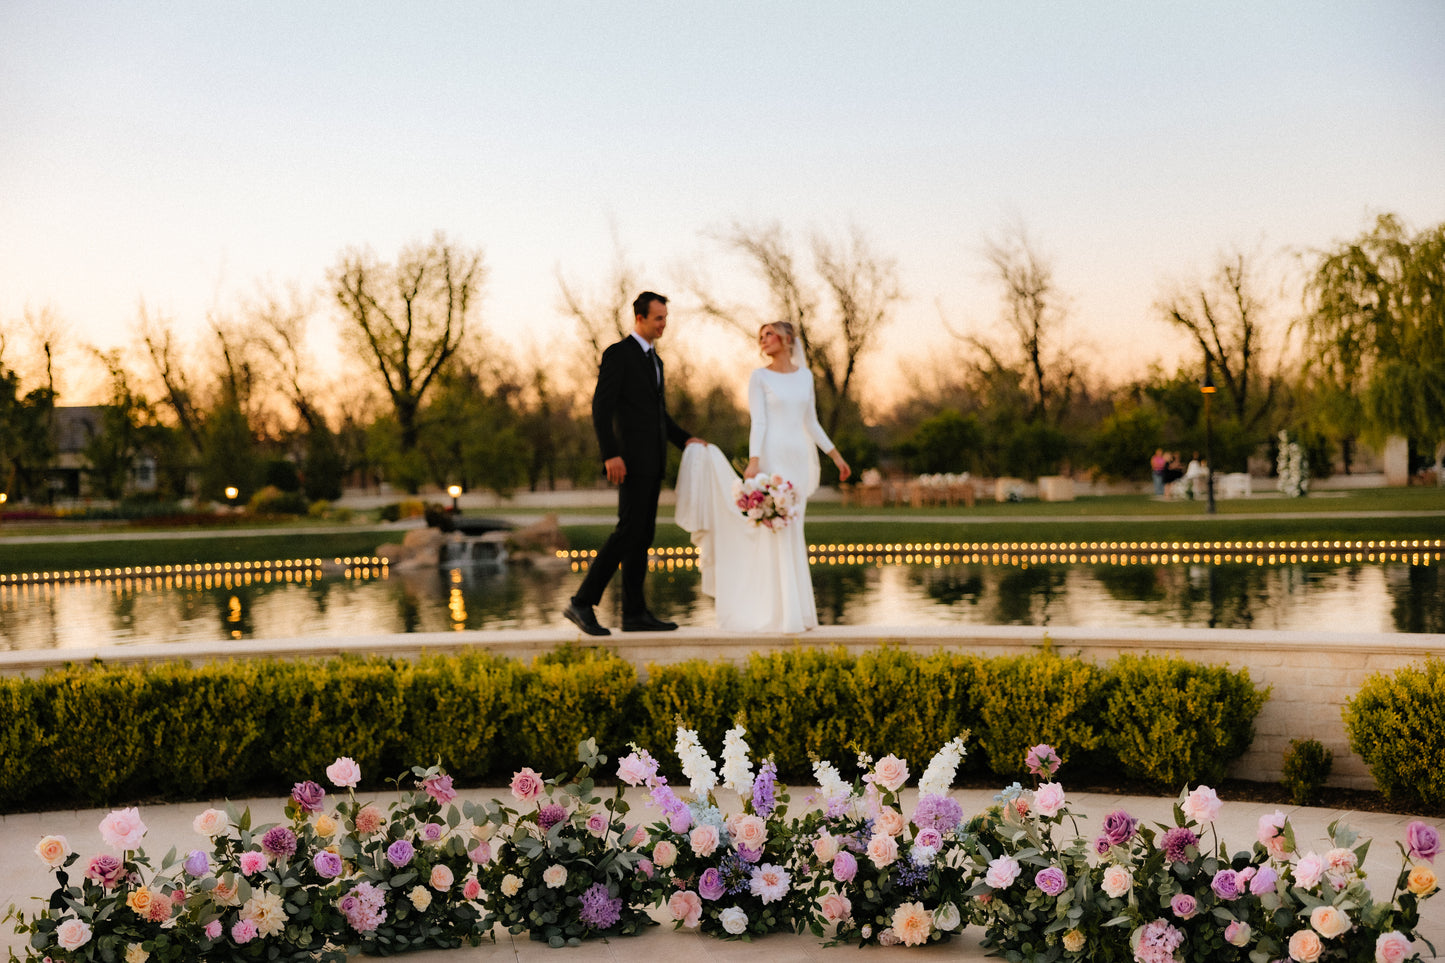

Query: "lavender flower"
<box><xmin>313</xmin><ymin>850</ymin><xmax>344</xmax><ymax>879</ymax></box>
<box><xmin>1211</xmin><ymin>868</ymin><xmax>1242</xmax><ymax>900</ymax></box>
<box><xmin>1161</xmin><ymin>827</ymin><xmax>1198</xmax><ymax>863</ymax></box>
<box><xmin>1093</xmin><ymin>835</ymin><xmax>1112</xmax><ymax>855</ymax></box>
<box><xmin>834</xmin><ymin>850</ymin><xmax>858</xmax><ymax>883</ymax></box>
<box><xmin>698</xmin><ymin>867</ymin><xmax>725</xmax><ymax>901</ymax></box>
<box><xmin>386</xmin><ymin>839</ymin><xmax>415</xmax><ymax>868</ymax></box>
<box><xmin>1035</xmin><ymin>867</ymin><xmax>1068</xmax><ymax>896</ymax></box>
<box><xmin>1408</xmin><ymin>821</ymin><xmax>1440</xmax><ymax>863</ymax></box>
<box><xmin>751</xmin><ymin>760</ymin><xmax>777</xmax><ymax>819</ymax></box>
<box><xmin>578</xmin><ymin>882</ymin><xmax>622</xmax><ymax>929</ymax></box>
<box><xmin>183</xmin><ymin>849</ymin><xmax>210</xmax><ymax>877</ymax></box>
<box><xmin>260</xmin><ymin>826</ymin><xmax>298</xmax><ymax>859</ymax></box>
<box><xmin>912</xmin><ymin>794</ymin><xmax>964</xmax><ymax>833</ymax></box>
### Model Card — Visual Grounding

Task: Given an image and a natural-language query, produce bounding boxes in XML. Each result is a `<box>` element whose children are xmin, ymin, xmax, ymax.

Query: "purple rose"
<box><xmin>1170</xmin><ymin>893</ymin><xmax>1198</xmax><ymax>919</ymax></box>
<box><xmin>833</xmin><ymin>850</ymin><xmax>858</xmax><ymax>883</ymax></box>
<box><xmin>386</xmin><ymin>839</ymin><xmax>414</xmax><ymax>868</ymax></box>
<box><xmin>261</xmin><ymin>826</ymin><xmax>298</xmax><ymax>859</ymax></box>
<box><xmin>1102</xmin><ymin>810</ymin><xmax>1138</xmax><ymax>846</ymax></box>
<box><xmin>313</xmin><ymin>850</ymin><xmax>344</xmax><ymax>879</ymax></box>
<box><xmin>698</xmin><ymin>867</ymin><xmax>725</xmax><ymax>901</ymax></box>
<box><xmin>1035</xmin><ymin>867</ymin><xmax>1068</xmax><ymax>896</ymax></box>
<box><xmin>1211</xmin><ymin>869</ymin><xmax>1242</xmax><ymax>900</ymax></box>
<box><xmin>737</xmin><ymin>843</ymin><xmax>761</xmax><ymax>864</ymax></box>
<box><xmin>1408</xmin><ymin>821</ymin><xmax>1440</xmax><ymax>863</ymax></box>
<box><xmin>1249</xmin><ymin>865</ymin><xmax>1279</xmax><ymax>895</ymax></box>
<box><xmin>183</xmin><ymin>849</ymin><xmax>210</xmax><ymax>877</ymax></box>
<box><xmin>422</xmin><ymin>823</ymin><xmax>444</xmax><ymax>842</ymax></box>
<box><xmin>1094</xmin><ymin>835</ymin><xmax>1112</xmax><ymax>855</ymax></box>
<box><xmin>291</xmin><ymin>780</ymin><xmax>326</xmax><ymax>814</ymax></box>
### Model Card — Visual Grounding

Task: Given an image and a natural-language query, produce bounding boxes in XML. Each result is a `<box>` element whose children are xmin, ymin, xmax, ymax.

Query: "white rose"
<box><xmin>501</xmin><ymin>874</ymin><xmax>522</xmax><ymax>897</ymax></box>
<box><xmin>1101</xmin><ymin>865</ymin><xmax>1133</xmax><ymax>899</ymax></box>
<box><xmin>193</xmin><ymin>808</ymin><xmax>228</xmax><ymax>837</ymax></box>
<box><xmin>720</xmin><ymin>906</ymin><xmax>748</xmax><ymax>935</ymax></box>
<box><xmin>933</xmin><ymin>901</ymin><xmax>962</xmax><ymax>932</ymax></box>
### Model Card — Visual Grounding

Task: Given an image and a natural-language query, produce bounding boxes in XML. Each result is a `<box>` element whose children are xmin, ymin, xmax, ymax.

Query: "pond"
<box><xmin>1</xmin><ymin>539</ymin><xmax>1442</xmax><ymax>650</ymax></box>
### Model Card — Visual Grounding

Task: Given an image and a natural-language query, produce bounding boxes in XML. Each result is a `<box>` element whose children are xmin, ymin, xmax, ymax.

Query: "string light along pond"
<box><xmin>1</xmin><ymin>538</ymin><xmax>1441</xmax><ymax>650</ymax></box>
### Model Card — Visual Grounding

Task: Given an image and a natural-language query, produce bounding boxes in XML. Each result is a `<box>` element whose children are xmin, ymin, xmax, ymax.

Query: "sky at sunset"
<box><xmin>2</xmin><ymin>1</ymin><xmax>1443</xmax><ymax>406</ymax></box>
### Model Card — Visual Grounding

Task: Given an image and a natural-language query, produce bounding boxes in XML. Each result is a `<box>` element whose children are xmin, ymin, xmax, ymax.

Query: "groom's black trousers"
<box><xmin>572</xmin><ymin>471</ymin><xmax>662</xmax><ymax>618</ymax></box>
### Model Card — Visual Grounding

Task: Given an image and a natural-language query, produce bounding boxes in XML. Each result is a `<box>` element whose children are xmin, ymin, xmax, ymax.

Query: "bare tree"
<box><xmin>1159</xmin><ymin>249</ymin><xmax>1280</xmax><ymax>427</ymax></box>
<box><xmin>136</xmin><ymin>305</ymin><xmax>204</xmax><ymax>451</ymax></box>
<box><xmin>249</xmin><ymin>285</ymin><xmax>324</xmax><ymax>432</ymax></box>
<box><xmin>688</xmin><ymin>221</ymin><xmax>898</xmax><ymax>437</ymax></box>
<box><xmin>556</xmin><ymin>228</ymin><xmax>639</xmax><ymax>369</ymax></box>
<box><xmin>330</xmin><ymin>232</ymin><xmax>486</xmax><ymax>459</ymax></box>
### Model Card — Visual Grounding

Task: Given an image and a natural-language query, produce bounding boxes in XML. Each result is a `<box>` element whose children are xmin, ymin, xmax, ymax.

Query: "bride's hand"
<box><xmin>833</xmin><ymin>454</ymin><xmax>851</xmax><ymax>482</ymax></box>
<box><xmin>743</xmin><ymin>457</ymin><xmax>760</xmax><ymax>480</ymax></box>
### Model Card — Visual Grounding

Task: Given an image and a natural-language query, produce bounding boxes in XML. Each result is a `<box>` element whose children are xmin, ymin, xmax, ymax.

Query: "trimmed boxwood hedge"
<box><xmin>0</xmin><ymin>645</ymin><xmax>1268</xmax><ymax>811</ymax></box>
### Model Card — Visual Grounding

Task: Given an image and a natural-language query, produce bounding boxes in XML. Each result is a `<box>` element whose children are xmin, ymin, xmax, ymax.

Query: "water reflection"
<box><xmin>0</xmin><ymin>556</ymin><xmax>1441</xmax><ymax>650</ymax></box>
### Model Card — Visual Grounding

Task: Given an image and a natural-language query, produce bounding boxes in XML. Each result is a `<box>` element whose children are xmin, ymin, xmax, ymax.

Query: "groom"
<box><xmin>564</xmin><ymin>291</ymin><xmax>703</xmax><ymax>635</ymax></box>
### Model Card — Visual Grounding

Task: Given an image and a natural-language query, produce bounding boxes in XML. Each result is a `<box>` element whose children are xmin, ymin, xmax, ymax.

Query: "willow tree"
<box><xmin>1300</xmin><ymin>214</ymin><xmax>1445</xmax><ymax>454</ymax></box>
<box><xmin>331</xmin><ymin>233</ymin><xmax>486</xmax><ymax>491</ymax></box>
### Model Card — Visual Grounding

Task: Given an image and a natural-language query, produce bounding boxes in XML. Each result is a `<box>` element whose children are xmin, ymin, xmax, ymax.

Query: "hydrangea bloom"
<box><xmin>911</xmin><ymin>794</ymin><xmax>963</xmax><ymax>833</ymax></box>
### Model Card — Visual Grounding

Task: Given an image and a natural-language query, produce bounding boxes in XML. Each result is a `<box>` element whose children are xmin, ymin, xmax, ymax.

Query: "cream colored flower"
<box><xmin>35</xmin><ymin>835</ymin><xmax>69</xmax><ymax>868</ymax></box>
<box><xmin>501</xmin><ymin>874</ymin><xmax>522</xmax><ymax>897</ymax></box>
<box><xmin>242</xmin><ymin>888</ymin><xmax>288</xmax><ymax>938</ymax></box>
<box><xmin>1063</xmin><ymin>929</ymin><xmax>1086</xmax><ymax>952</ymax></box>
<box><xmin>891</xmin><ymin>901</ymin><xmax>931</xmax><ymax>946</ymax></box>
<box><xmin>125</xmin><ymin>944</ymin><xmax>149</xmax><ymax>963</ymax></box>
<box><xmin>1310</xmin><ymin>904</ymin><xmax>1351</xmax><ymax>939</ymax></box>
<box><xmin>409</xmin><ymin>885</ymin><xmax>432</xmax><ymax>912</ymax></box>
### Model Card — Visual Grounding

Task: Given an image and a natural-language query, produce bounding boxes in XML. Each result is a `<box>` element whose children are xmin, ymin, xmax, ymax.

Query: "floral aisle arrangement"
<box><xmin>483</xmin><ymin>738</ymin><xmax>655</xmax><ymax>948</ymax></box>
<box><xmin>802</xmin><ymin>735</ymin><xmax>977</xmax><ymax>947</ymax></box>
<box><xmin>6</xmin><ymin>735</ymin><xmax>1441</xmax><ymax>961</ymax></box>
<box><xmin>1277</xmin><ymin>429</ymin><xmax>1310</xmax><ymax>498</ymax></box>
<box><xmin>329</xmin><ymin>761</ymin><xmax>488</xmax><ymax>955</ymax></box>
<box><xmin>731</xmin><ymin>474</ymin><xmax>798</xmax><ymax>531</ymax></box>
<box><xmin>636</xmin><ymin>725</ymin><xmax>821</xmax><ymax>939</ymax></box>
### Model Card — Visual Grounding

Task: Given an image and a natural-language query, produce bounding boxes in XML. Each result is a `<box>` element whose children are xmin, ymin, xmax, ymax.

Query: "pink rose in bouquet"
<box><xmin>668</xmin><ymin>890</ymin><xmax>703</xmax><ymax>928</ymax></box>
<box><xmin>99</xmin><ymin>808</ymin><xmax>147</xmax><ymax>850</ymax></box>
<box><xmin>325</xmin><ymin>757</ymin><xmax>361</xmax><ymax>789</ymax></box>
<box><xmin>509</xmin><ymin>767</ymin><xmax>544</xmax><ymax>802</ymax></box>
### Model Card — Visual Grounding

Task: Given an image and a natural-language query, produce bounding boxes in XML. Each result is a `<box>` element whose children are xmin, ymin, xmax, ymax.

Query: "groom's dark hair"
<box><xmin>633</xmin><ymin>291</ymin><xmax>668</xmax><ymax>318</ymax></box>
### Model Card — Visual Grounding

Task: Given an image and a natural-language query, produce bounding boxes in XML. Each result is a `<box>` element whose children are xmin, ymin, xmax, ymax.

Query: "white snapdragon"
<box><xmin>720</xmin><ymin>725</ymin><xmax>754</xmax><ymax>795</ymax></box>
<box><xmin>813</xmin><ymin>759</ymin><xmax>852</xmax><ymax>806</ymax></box>
<box><xmin>676</xmin><ymin>727</ymin><xmax>718</xmax><ymax>797</ymax></box>
<box><xmin>918</xmin><ymin>736</ymin><xmax>969</xmax><ymax>798</ymax></box>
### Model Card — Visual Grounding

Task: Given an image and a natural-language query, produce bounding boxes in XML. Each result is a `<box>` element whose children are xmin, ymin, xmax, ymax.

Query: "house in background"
<box><xmin>47</xmin><ymin>406</ymin><xmax>157</xmax><ymax>500</ymax></box>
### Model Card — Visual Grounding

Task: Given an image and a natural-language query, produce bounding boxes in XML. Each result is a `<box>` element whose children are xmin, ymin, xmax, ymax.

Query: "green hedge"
<box><xmin>0</xmin><ymin>646</ymin><xmax>1268</xmax><ymax>812</ymax></box>
<box><xmin>1344</xmin><ymin>656</ymin><xmax>1445</xmax><ymax>807</ymax></box>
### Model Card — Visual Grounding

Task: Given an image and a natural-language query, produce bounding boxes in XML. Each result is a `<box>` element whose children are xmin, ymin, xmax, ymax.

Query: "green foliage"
<box><xmin>248</xmin><ymin>484</ymin><xmax>309</xmax><ymax>515</ymax></box>
<box><xmin>999</xmin><ymin>419</ymin><xmax>1071</xmax><ymax>479</ymax></box>
<box><xmin>971</xmin><ymin>648</ymin><xmax>1106</xmax><ymax>777</ymax></box>
<box><xmin>0</xmin><ymin>647</ymin><xmax>1272</xmax><ymax>811</ymax></box>
<box><xmin>1344</xmin><ymin>657</ymin><xmax>1445</xmax><ymax>807</ymax></box>
<box><xmin>1281</xmin><ymin>738</ymin><xmax>1333</xmax><ymax>806</ymax></box>
<box><xmin>1090</xmin><ymin>404</ymin><xmax>1163</xmax><ymax>481</ymax></box>
<box><xmin>897</xmin><ymin>409</ymin><xmax>982</xmax><ymax>474</ymax></box>
<box><xmin>1102</xmin><ymin>654</ymin><xmax>1268</xmax><ymax>789</ymax></box>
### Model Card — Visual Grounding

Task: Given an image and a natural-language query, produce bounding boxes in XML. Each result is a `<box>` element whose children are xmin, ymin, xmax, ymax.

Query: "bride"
<box><xmin>676</xmin><ymin>321</ymin><xmax>850</xmax><ymax>632</ymax></box>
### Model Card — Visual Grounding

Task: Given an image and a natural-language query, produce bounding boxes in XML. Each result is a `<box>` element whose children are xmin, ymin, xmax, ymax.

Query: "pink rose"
<box><xmin>509</xmin><ymin>767</ymin><xmax>544</xmax><ymax>802</ymax></box>
<box><xmin>833</xmin><ymin>851</ymin><xmax>857</xmax><ymax>882</ymax></box>
<box><xmin>325</xmin><ymin>757</ymin><xmax>361</xmax><ymax>789</ymax></box>
<box><xmin>462</xmin><ymin>877</ymin><xmax>483</xmax><ymax>901</ymax></box>
<box><xmin>239</xmin><ymin>850</ymin><xmax>269</xmax><ymax>875</ymax></box>
<box><xmin>875</xmin><ymin>806</ymin><xmax>906</xmax><ymax>837</ymax></box>
<box><xmin>985</xmin><ymin>855</ymin><xmax>1021</xmax><ymax>889</ymax></box>
<box><xmin>54</xmin><ymin>918</ymin><xmax>92</xmax><ymax>951</ymax></box>
<box><xmin>421</xmin><ymin>773</ymin><xmax>455</xmax><ymax>803</ymax></box>
<box><xmin>638</xmin><ymin>858</ymin><xmax>654</xmax><ymax>878</ymax></box>
<box><xmin>204</xmin><ymin>920</ymin><xmax>223</xmax><ymax>940</ymax></box>
<box><xmin>1376</xmin><ymin>931</ymin><xmax>1413</xmax><ymax>963</ymax></box>
<box><xmin>586</xmin><ymin>812</ymin><xmax>609</xmax><ymax>837</ymax></box>
<box><xmin>1224</xmin><ymin>921</ymin><xmax>1251</xmax><ymax>946</ymax></box>
<box><xmin>690</xmin><ymin>824</ymin><xmax>720</xmax><ymax>857</ymax></box>
<box><xmin>873</xmin><ymin>755</ymin><xmax>910</xmax><ymax>792</ymax></box>
<box><xmin>99</xmin><ymin>808</ymin><xmax>147</xmax><ymax>850</ymax></box>
<box><xmin>429</xmin><ymin>864</ymin><xmax>454</xmax><ymax>891</ymax></box>
<box><xmin>652</xmin><ymin>840</ymin><xmax>678</xmax><ymax>868</ymax></box>
<box><xmin>1295</xmin><ymin>852</ymin><xmax>1325</xmax><ymax>889</ymax></box>
<box><xmin>616</xmin><ymin>752</ymin><xmax>656</xmax><ymax>787</ymax></box>
<box><xmin>819</xmin><ymin>892</ymin><xmax>852</xmax><ymax>923</ymax></box>
<box><xmin>1289</xmin><ymin>928</ymin><xmax>1323</xmax><ymax>962</ymax></box>
<box><xmin>1259</xmin><ymin>810</ymin><xmax>1290</xmax><ymax>859</ymax></box>
<box><xmin>668</xmin><ymin>890</ymin><xmax>703</xmax><ymax>928</ymax></box>
<box><xmin>866</xmin><ymin>832</ymin><xmax>899</xmax><ymax>868</ymax></box>
<box><xmin>1182</xmin><ymin>786</ymin><xmax>1222</xmax><ymax>825</ymax></box>
<box><xmin>468</xmin><ymin>841</ymin><xmax>492</xmax><ymax>865</ymax></box>
<box><xmin>1035</xmin><ymin>783</ymin><xmax>1066</xmax><ymax>818</ymax></box>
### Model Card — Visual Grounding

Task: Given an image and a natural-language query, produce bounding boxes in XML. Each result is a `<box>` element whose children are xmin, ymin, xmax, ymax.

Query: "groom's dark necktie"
<box><xmin>648</xmin><ymin>348</ymin><xmax>661</xmax><ymax>387</ymax></box>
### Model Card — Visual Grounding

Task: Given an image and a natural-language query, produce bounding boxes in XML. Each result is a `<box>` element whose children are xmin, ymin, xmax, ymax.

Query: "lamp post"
<box><xmin>447</xmin><ymin>484</ymin><xmax>462</xmax><ymax>514</ymax></box>
<box><xmin>224</xmin><ymin>486</ymin><xmax>239</xmax><ymax>512</ymax></box>
<box><xmin>1201</xmin><ymin>364</ymin><xmax>1216</xmax><ymax>515</ymax></box>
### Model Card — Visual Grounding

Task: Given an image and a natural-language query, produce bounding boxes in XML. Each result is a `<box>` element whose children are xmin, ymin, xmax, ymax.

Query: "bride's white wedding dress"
<box><xmin>676</xmin><ymin>366</ymin><xmax>835</xmax><ymax>632</ymax></box>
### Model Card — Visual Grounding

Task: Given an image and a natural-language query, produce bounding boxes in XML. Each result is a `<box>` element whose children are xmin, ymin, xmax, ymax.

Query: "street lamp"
<box><xmin>447</xmin><ymin>484</ymin><xmax>462</xmax><ymax>514</ymax></box>
<box><xmin>224</xmin><ymin>486</ymin><xmax>239</xmax><ymax>512</ymax></box>
<box><xmin>1201</xmin><ymin>364</ymin><xmax>1216</xmax><ymax>515</ymax></box>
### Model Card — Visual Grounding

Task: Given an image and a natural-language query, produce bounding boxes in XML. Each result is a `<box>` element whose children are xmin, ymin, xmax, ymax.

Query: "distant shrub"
<box><xmin>249</xmin><ymin>485</ymin><xmax>308</xmax><ymax>516</ymax></box>
<box><xmin>1281</xmin><ymin>738</ymin><xmax>1333</xmax><ymax>805</ymax></box>
<box><xmin>1344</xmin><ymin>658</ymin><xmax>1445</xmax><ymax>807</ymax></box>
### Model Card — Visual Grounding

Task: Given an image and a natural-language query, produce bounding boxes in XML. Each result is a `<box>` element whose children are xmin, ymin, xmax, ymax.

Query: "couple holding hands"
<box><xmin>562</xmin><ymin>291</ymin><xmax>849</xmax><ymax>636</ymax></box>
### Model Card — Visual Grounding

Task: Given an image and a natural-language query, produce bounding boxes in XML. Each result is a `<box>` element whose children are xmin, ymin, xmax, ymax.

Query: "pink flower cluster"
<box><xmin>339</xmin><ymin>880</ymin><xmax>387</xmax><ymax>932</ymax></box>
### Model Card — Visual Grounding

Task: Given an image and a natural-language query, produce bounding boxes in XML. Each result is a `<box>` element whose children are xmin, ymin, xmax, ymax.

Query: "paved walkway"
<box><xmin>4</xmin><ymin>788</ymin><xmax>1440</xmax><ymax>961</ymax></box>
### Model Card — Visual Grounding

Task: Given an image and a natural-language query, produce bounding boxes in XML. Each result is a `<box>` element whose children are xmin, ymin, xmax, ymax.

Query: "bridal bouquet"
<box><xmin>732</xmin><ymin>474</ymin><xmax>798</xmax><ymax>532</ymax></box>
<box><xmin>635</xmin><ymin>726</ymin><xmax>820</xmax><ymax>939</ymax></box>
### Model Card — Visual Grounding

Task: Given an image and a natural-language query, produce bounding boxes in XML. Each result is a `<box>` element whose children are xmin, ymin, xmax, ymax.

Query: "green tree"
<box><xmin>896</xmin><ymin>409</ymin><xmax>982</xmax><ymax>474</ymax></box>
<box><xmin>1300</xmin><ymin>213</ymin><xmax>1445</xmax><ymax>452</ymax></box>
<box><xmin>1090</xmin><ymin>403</ymin><xmax>1164</xmax><ymax>481</ymax></box>
<box><xmin>0</xmin><ymin>362</ymin><xmax>55</xmax><ymax>502</ymax></box>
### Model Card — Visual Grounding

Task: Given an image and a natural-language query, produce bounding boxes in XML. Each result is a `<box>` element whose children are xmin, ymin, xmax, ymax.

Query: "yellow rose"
<box><xmin>1063</xmin><ymin>929</ymin><xmax>1086</xmax><ymax>953</ymax></box>
<box><xmin>125</xmin><ymin>886</ymin><xmax>154</xmax><ymax>917</ymax></box>
<box><xmin>313</xmin><ymin>814</ymin><xmax>338</xmax><ymax>838</ymax></box>
<box><xmin>125</xmin><ymin>944</ymin><xmax>149</xmax><ymax>963</ymax></box>
<box><xmin>1407</xmin><ymin>863</ymin><xmax>1438</xmax><ymax>896</ymax></box>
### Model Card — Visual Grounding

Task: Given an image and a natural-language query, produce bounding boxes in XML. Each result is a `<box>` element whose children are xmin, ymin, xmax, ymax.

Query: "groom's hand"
<box><xmin>604</xmin><ymin>456</ymin><xmax>626</xmax><ymax>485</ymax></box>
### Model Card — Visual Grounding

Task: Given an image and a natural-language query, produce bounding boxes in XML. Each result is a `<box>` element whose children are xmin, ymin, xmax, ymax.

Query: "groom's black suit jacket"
<box><xmin>592</xmin><ymin>335</ymin><xmax>690</xmax><ymax>478</ymax></box>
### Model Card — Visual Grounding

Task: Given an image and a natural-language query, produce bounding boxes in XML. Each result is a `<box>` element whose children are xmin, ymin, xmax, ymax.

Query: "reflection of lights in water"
<box><xmin>448</xmin><ymin>588</ymin><xmax>467</xmax><ymax>628</ymax></box>
<box><xmin>227</xmin><ymin>597</ymin><xmax>242</xmax><ymax>622</ymax></box>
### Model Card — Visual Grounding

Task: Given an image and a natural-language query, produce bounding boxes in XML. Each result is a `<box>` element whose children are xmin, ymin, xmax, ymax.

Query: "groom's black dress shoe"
<box><xmin>563</xmin><ymin>602</ymin><xmax>611</xmax><ymax>637</ymax></box>
<box><xmin>622</xmin><ymin>612</ymin><xmax>678</xmax><ymax>632</ymax></box>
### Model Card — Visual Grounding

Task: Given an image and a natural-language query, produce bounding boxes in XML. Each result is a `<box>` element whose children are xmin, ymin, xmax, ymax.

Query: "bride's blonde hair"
<box><xmin>759</xmin><ymin>321</ymin><xmax>796</xmax><ymax>345</ymax></box>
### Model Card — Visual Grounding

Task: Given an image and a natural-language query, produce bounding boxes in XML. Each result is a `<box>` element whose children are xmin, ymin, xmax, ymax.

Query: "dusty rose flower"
<box><xmin>510</xmin><ymin>767</ymin><xmax>544</xmax><ymax>802</ymax></box>
<box><xmin>867</xmin><ymin>832</ymin><xmax>899</xmax><ymax>868</ymax></box>
<box><xmin>1289</xmin><ymin>928</ymin><xmax>1323</xmax><ymax>962</ymax></box>
<box><xmin>353</xmin><ymin>805</ymin><xmax>384</xmax><ymax>836</ymax></box>
<box><xmin>1295</xmin><ymin>852</ymin><xmax>1326</xmax><ymax>889</ymax></box>
<box><xmin>542</xmin><ymin>864</ymin><xmax>567</xmax><ymax>888</ymax></box>
<box><xmin>586</xmin><ymin>812</ymin><xmax>609</xmax><ymax>837</ymax></box>
<box><xmin>239</xmin><ymin>850</ymin><xmax>269</xmax><ymax>875</ymax></box>
<box><xmin>1225</xmin><ymin>921</ymin><xmax>1251</xmax><ymax>946</ymax></box>
<box><xmin>55</xmin><ymin>918</ymin><xmax>92</xmax><ymax>951</ymax></box>
<box><xmin>421</xmin><ymin>773</ymin><xmax>456</xmax><ymax>803</ymax></box>
<box><xmin>819</xmin><ymin>892</ymin><xmax>852</xmax><ymax>923</ymax></box>
<box><xmin>99</xmin><ymin>808</ymin><xmax>147</xmax><ymax>850</ymax></box>
<box><xmin>1170</xmin><ymin>893</ymin><xmax>1197</xmax><ymax>919</ymax></box>
<box><xmin>1181</xmin><ymin>785</ymin><xmax>1221</xmax><ymax>825</ymax></box>
<box><xmin>668</xmin><ymin>890</ymin><xmax>703</xmax><ymax>928</ymax></box>
<box><xmin>462</xmin><ymin>877</ymin><xmax>483</xmax><ymax>901</ymax></box>
<box><xmin>1024</xmin><ymin>744</ymin><xmax>1060</xmax><ymax>777</ymax></box>
<box><xmin>875</xmin><ymin>806</ymin><xmax>906</xmax><ymax>837</ymax></box>
<box><xmin>1376</xmin><ymin>931</ymin><xmax>1413</xmax><ymax>963</ymax></box>
<box><xmin>1034</xmin><ymin>782</ymin><xmax>1065</xmax><ymax>818</ymax></box>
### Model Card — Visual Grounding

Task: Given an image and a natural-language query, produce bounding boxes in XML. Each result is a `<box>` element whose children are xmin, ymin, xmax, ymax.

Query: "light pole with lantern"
<box><xmin>447</xmin><ymin>484</ymin><xmax>462</xmax><ymax>514</ymax></box>
<box><xmin>1201</xmin><ymin>364</ymin><xmax>1216</xmax><ymax>515</ymax></box>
